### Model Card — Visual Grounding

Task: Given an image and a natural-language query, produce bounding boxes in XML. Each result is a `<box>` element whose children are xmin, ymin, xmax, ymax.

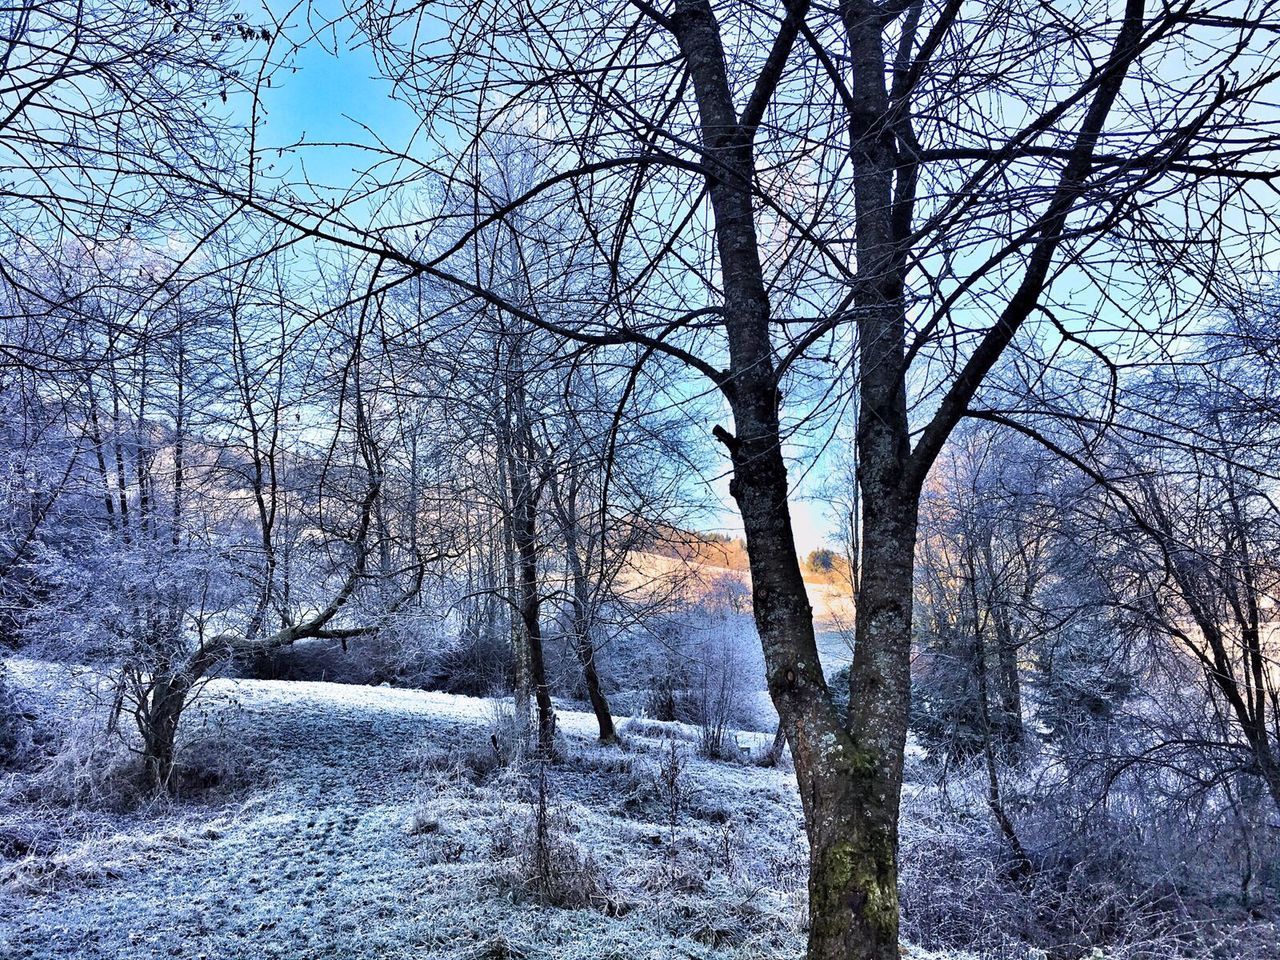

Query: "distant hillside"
<box><xmin>639</xmin><ymin>525</ymin><xmax>750</xmax><ymax>572</ymax></box>
<box><xmin>640</xmin><ymin>527</ymin><xmax>852</xmax><ymax>585</ymax></box>
<box><xmin>801</xmin><ymin>548</ymin><xmax>855</xmax><ymax>588</ymax></box>
<box><xmin>633</xmin><ymin>528</ymin><xmax>854</xmax><ymax>636</ymax></box>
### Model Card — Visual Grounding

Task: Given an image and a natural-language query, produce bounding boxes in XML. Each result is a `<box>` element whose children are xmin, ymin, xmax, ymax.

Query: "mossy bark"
<box><xmin>807</xmin><ymin>802</ymin><xmax>900</xmax><ymax>959</ymax></box>
<box><xmin>673</xmin><ymin>2</ymin><xmax>912</xmax><ymax>956</ymax></box>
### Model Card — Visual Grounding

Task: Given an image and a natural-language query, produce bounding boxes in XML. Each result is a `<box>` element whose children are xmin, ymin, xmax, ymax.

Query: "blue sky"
<box><xmin>248</xmin><ymin>12</ymin><xmax>880</xmax><ymax>557</ymax></box>
<box><xmin>257</xmin><ymin>7</ymin><xmax>421</xmax><ymax>192</ymax></box>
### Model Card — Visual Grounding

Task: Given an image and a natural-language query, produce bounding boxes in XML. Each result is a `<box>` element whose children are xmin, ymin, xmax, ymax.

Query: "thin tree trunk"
<box><xmin>763</xmin><ymin>720</ymin><xmax>788</xmax><ymax>766</ymax></box>
<box><xmin>567</xmin><ymin>562</ymin><xmax>615</xmax><ymax>743</ymax></box>
<box><xmin>974</xmin><ymin>609</ymin><xmax>1031</xmax><ymax>876</ymax></box>
<box><xmin>550</xmin><ymin>464</ymin><xmax>617</xmax><ymax>743</ymax></box>
<box><xmin>512</xmin><ymin>467</ymin><xmax>554</xmax><ymax>752</ymax></box>
<box><xmin>505</xmin><ymin>347</ymin><xmax>555</xmax><ymax>752</ymax></box>
<box><xmin>495</xmin><ymin>395</ymin><xmax>532</xmax><ymax>735</ymax></box>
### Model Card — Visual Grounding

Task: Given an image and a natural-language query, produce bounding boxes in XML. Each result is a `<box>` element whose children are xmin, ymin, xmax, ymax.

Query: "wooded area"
<box><xmin>3</xmin><ymin>1</ymin><xmax>1280</xmax><ymax>958</ymax></box>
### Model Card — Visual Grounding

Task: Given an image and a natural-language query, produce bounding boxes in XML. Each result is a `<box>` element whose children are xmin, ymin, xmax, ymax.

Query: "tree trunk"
<box><xmin>1258</xmin><ymin>749</ymin><xmax>1280</xmax><ymax>816</ymax></box>
<box><xmin>672</xmin><ymin>0</ymin><xmax>911</xmax><ymax>953</ymax></box>
<box><xmin>513</xmin><ymin>485</ymin><xmax>555</xmax><ymax>752</ymax></box>
<box><xmin>975</xmin><ymin>612</ymin><xmax>1031</xmax><ymax>875</ymax></box>
<box><xmin>566</xmin><ymin>572</ymin><xmax>615</xmax><ymax>743</ymax></box>
<box><xmin>504</xmin><ymin>498</ymin><xmax>531</xmax><ymax>721</ymax></box>
<box><xmin>136</xmin><ymin>640</ymin><xmax>228</xmax><ymax>794</ymax></box>
<box><xmin>495</xmin><ymin>387</ymin><xmax>532</xmax><ymax>736</ymax></box>
<box><xmin>827</xmin><ymin>500</ymin><xmax>917</xmax><ymax>960</ymax></box>
<box><xmin>506</xmin><ymin>386</ymin><xmax>555</xmax><ymax>752</ymax></box>
<box><xmin>762</xmin><ymin>720</ymin><xmax>789</xmax><ymax>766</ymax></box>
<box><xmin>572</xmin><ymin>617</ymin><xmax>615</xmax><ymax>744</ymax></box>
<box><xmin>553</xmin><ymin>467</ymin><xmax>617</xmax><ymax>744</ymax></box>
<box><xmin>139</xmin><ymin>671</ymin><xmax>192</xmax><ymax>792</ymax></box>
<box><xmin>724</xmin><ymin>407</ymin><xmax>913</xmax><ymax>960</ymax></box>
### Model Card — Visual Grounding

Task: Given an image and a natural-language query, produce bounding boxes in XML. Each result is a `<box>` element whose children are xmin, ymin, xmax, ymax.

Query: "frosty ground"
<box><xmin>0</xmin><ymin>662</ymin><xmax>839</xmax><ymax>960</ymax></box>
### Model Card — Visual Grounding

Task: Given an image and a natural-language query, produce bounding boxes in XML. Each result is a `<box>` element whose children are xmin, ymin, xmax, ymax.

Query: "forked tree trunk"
<box><xmin>136</xmin><ymin>639</ymin><xmax>229</xmax><ymax>793</ymax></box>
<box><xmin>673</xmin><ymin>0</ymin><xmax>1141</xmax><ymax>951</ymax></box>
<box><xmin>727</xmin><ymin>435</ymin><xmax>915</xmax><ymax>960</ymax></box>
<box><xmin>673</xmin><ymin>0</ymin><xmax>912</xmax><ymax>953</ymax></box>
<box><xmin>820</xmin><ymin>498</ymin><xmax>917</xmax><ymax>958</ymax></box>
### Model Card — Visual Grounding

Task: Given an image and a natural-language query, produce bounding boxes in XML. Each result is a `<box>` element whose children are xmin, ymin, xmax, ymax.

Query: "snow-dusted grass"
<box><xmin>10</xmin><ymin>660</ymin><xmax>1269</xmax><ymax>960</ymax></box>
<box><xmin>1</xmin><ymin>662</ymin><xmax>817</xmax><ymax>960</ymax></box>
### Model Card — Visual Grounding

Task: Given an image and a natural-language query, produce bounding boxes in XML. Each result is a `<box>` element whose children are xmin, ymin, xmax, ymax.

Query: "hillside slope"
<box><xmin>2</xmin><ymin>665</ymin><xmax>831</xmax><ymax>960</ymax></box>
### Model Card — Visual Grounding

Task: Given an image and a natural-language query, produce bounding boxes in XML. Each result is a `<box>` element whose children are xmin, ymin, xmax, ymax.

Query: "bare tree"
<box><xmin>1073</xmin><ymin>373</ymin><xmax>1280</xmax><ymax>815</ymax></box>
<box><xmin>220</xmin><ymin>1</ymin><xmax>1280</xmax><ymax>954</ymax></box>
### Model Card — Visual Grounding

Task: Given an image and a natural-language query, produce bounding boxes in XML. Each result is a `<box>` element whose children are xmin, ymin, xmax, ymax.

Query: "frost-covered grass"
<box><xmin>0</xmin><ymin>662</ymin><xmax>823</xmax><ymax>960</ymax></box>
<box><xmin>6</xmin><ymin>660</ymin><xmax>1273</xmax><ymax>960</ymax></box>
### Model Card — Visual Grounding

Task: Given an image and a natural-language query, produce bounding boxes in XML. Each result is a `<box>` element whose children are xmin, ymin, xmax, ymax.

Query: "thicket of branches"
<box><xmin>3</xmin><ymin>0</ymin><xmax>1280</xmax><ymax>958</ymax></box>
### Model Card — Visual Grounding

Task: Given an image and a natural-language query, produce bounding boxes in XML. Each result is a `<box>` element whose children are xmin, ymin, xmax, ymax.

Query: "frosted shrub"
<box><xmin>404</xmin><ymin>699</ymin><xmax>530</xmax><ymax>788</ymax></box>
<box><xmin>487</xmin><ymin>696</ymin><xmax>530</xmax><ymax>766</ymax></box>
<box><xmin>20</xmin><ymin>712</ymin><xmax>141</xmax><ymax>811</ymax></box>
<box><xmin>448</xmin><ymin>696</ymin><xmax>532</xmax><ymax>784</ymax></box>
<box><xmin>895</xmin><ymin>759</ymin><xmax>1279</xmax><ymax>960</ymax></box>
<box><xmin>426</xmin><ymin>621</ymin><xmax>512</xmax><ymax>697</ymax></box>
<box><xmin>0</xmin><ymin>665</ymin><xmax>36</xmax><ymax>767</ymax></box>
<box><xmin>618</xmin><ymin>715</ymin><xmax>696</xmax><ymax>742</ymax></box>
<box><xmin>656</xmin><ymin>738</ymin><xmax>695</xmax><ymax>869</ymax></box>
<box><xmin>505</xmin><ymin>759</ymin><xmax>608</xmax><ymax>909</ymax></box>
<box><xmin>170</xmin><ymin>711</ymin><xmax>269</xmax><ymax>800</ymax></box>
<box><xmin>695</xmin><ymin>646</ymin><xmax>737</xmax><ymax>760</ymax></box>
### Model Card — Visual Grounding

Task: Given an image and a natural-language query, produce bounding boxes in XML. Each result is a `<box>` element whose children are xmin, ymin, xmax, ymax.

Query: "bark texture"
<box><xmin>668</xmin><ymin>0</ymin><xmax>1146</xmax><ymax>954</ymax></box>
<box><xmin>673</xmin><ymin>0</ymin><xmax>907</xmax><ymax>954</ymax></box>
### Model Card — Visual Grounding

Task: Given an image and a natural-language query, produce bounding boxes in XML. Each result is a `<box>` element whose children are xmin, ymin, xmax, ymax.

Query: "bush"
<box><xmin>695</xmin><ymin>644</ymin><xmax>738</xmax><ymax>760</ymax></box>
<box><xmin>15</xmin><ymin>713</ymin><xmax>143</xmax><ymax>811</ymax></box>
<box><xmin>427</xmin><ymin>625</ymin><xmax>512</xmax><ymax>698</ymax></box>
<box><xmin>167</xmin><ymin>712</ymin><xmax>270</xmax><ymax>801</ymax></box>
<box><xmin>656</xmin><ymin>738</ymin><xmax>694</xmax><ymax>862</ymax></box>
<box><xmin>897</xmin><ymin>759</ymin><xmax>1280</xmax><ymax>960</ymax></box>
<box><xmin>8</xmin><ymin>691</ymin><xmax>265</xmax><ymax>811</ymax></box>
<box><xmin>643</xmin><ymin>654</ymin><xmax>689</xmax><ymax>723</ymax></box>
<box><xmin>500</xmin><ymin>759</ymin><xmax>609</xmax><ymax>909</ymax></box>
<box><xmin>0</xmin><ymin>665</ymin><xmax>36</xmax><ymax>767</ymax></box>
